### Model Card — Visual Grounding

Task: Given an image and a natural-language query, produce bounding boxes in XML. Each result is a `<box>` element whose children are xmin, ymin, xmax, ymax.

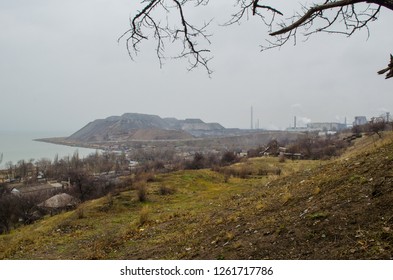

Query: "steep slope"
<box><xmin>68</xmin><ymin>113</ymin><xmax>171</xmax><ymax>142</ymax></box>
<box><xmin>163</xmin><ymin>118</ymin><xmax>224</xmax><ymax>131</ymax></box>
<box><xmin>129</xmin><ymin>128</ymin><xmax>193</xmax><ymax>140</ymax></box>
<box><xmin>68</xmin><ymin>113</ymin><xmax>225</xmax><ymax>142</ymax></box>
<box><xmin>1</xmin><ymin>133</ymin><xmax>393</xmax><ymax>259</ymax></box>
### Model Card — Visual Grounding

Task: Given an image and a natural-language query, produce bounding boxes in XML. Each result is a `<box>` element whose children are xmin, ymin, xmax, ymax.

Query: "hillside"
<box><xmin>67</xmin><ymin>113</ymin><xmax>225</xmax><ymax>142</ymax></box>
<box><xmin>1</xmin><ymin>133</ymin><xmax>393</xmax><ymax>259</ymax></box>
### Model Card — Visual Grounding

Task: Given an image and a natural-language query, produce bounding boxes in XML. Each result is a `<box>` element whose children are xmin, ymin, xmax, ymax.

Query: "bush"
<box><xmin>135</xmin><ymin>172</ymin><xmax>157</xmax><ymax>183</ymax></box>
<box><xmin>76</xmin><ymin>207</ymin><xmax>85</xmax><ymax>219</ymax></box>
<box><xmin>221</xmin><ymin>151</ymin><xmax>238</xmax><ymax>166</ymax></box>
<box><xmin>258</xmin><ymin>169</ymin><xmax>268</xmax><ymax>176</ymax></box>
<box><xmin>137</xmin><ymin>183</ymin><xmax>148</xmax><ymax>202</ymax></box>
<box><xmin>158</xmin><ymin>185</ymin><xmax>175</xmax><ymax>195</ymax></box>
<box><xmin>238</xmin><ymin>166</ymin><xmax>253</xmax><ymax>179</ymax></box>
<box><xmin>223</xmin><ymin>173</ymin><xmax>231</xmax><ymax>183</ymax></box>
<box><xmin>286</xmin><ymin>133</ymin><xmax>350</xmax><ymax>160</ymax></box>
<box><xmin>186</xmin><ymin>152</ymin><xmax>206</xmax><ymax>170</ymax></box>
<box><xmin>139</xmin><ymin>206</ymin><xmax>150</xmax><ymax>226</ymax></box>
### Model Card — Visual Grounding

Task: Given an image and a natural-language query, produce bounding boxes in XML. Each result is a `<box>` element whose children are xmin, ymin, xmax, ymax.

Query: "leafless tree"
<box><xmin>368</xmin><ymin>117</ymin><xmax>387</xmax><ymax>138</ymax></box>
<box><xmin>122</xmin><ymin>0</ymin><xmax>393</xmax><ymax>78</ymax></box>
<box><xmin>0</xmin><ymin>187</ymin><xmax>44</xmax><ymax>234</ymax></box>
<box><xmin>0</xmin><ymin>194</ymin><xmax>17</xmax><ymax>234</ymax></box>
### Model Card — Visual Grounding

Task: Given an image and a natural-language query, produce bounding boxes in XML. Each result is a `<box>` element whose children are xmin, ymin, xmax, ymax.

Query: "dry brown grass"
<box><xmin>2</xmin><ymin>134</ymin><xmax>393</xmax><ymax>259</ymax></box>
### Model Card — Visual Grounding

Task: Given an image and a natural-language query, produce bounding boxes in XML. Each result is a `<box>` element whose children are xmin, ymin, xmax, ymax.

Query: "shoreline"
<box><xmin>34</xmin><ymin>137</ymin><xmax>103</xmax><ymax>151</ymax></box>
<box><xmin>35</xmin><ymin>130</ymin><xmax>305</xmax><ymax>152</ymax></box>
<box><xmin>0</xmin><ymin>137</ymin><xmax>101</xmax><ymax>173</ymax></box>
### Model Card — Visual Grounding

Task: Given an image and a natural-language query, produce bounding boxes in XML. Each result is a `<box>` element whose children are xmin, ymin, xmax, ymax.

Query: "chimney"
<box><xmin>251</xmin><ymin>106</ymin><xmax>254</xmax><ymax>130</ymax></box>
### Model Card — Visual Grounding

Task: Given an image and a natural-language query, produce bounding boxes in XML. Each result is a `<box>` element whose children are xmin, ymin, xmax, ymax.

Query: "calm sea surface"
<box><xmin>0</xmin><ymin>131</ymin><xmax>98</xmax><ymax>169</ymax></box>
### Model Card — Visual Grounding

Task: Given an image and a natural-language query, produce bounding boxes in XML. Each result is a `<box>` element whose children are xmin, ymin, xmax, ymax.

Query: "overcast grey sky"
<box><xmin>1</xmin><ymin>1</ymin><xmax>392</xmax><ymax>134</ymax></box>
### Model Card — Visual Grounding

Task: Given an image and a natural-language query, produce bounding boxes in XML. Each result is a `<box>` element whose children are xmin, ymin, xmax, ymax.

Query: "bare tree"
<box><xmin>0</xmin><ymin>194</ymin><xmax>17</xmax><ymax>234</ymax></box>
<box><xmin>122</xmin><ymin>0</ymin><xmax>393</xmax><ymax>78</ymax></box>
<box><xmin>368</xmin><ymin>116</ymin><xmax>387</xmax><ymax>138</ymax></box>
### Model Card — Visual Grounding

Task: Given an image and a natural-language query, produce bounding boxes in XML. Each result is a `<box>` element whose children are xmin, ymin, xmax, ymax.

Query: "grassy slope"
<box><xmin>1</xmin><ymin>133</ymin><xmax>393</xmax><ymax>260</ymax></box>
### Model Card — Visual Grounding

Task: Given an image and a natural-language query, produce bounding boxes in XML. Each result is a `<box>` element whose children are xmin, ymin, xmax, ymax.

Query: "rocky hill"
<box><xmin>68</xmin><ymin>113</ymin><xmax>225</xmax><ymax>142</ymax></box>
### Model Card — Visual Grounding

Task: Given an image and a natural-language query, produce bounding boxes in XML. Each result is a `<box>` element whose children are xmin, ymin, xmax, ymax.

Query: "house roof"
<box><xmin>38</xmin><ymin>193</ymin><xmax>79</xmax><ymax>209</ymax></box>
<box><xmin>12</xmin><ymin>183</ymin><xmax>62</xmax><ymax>194</ymax></box>
<box><xmin>11</xmin><ymin>188</ymin><xmax>20</xmax><ymax>193</ymax></box>
<box><xmin>50</xmin><ymin>182</ymin><xmax>63</xmax><ymax>188</ymax></box>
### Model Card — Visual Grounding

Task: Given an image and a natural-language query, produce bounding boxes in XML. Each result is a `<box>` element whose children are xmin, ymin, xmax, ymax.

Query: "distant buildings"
<box><xmin>353</xmin><ymin>116</ymin><xmax>368</xmax><ymax>126</ymax></box>
<box><xmin>285</xmin><ymin>113</ymin><xmax>393</xmax><ymax>134</ymax></box>
<box><xmin>287</xmin><ymin>121</ymin><xmax>347</xmax><ymax>133</ymax></box>
<box><xmin>306</xmin><ymin>122</ymin><xmax>347</xmax><ymax>132</ymax></box>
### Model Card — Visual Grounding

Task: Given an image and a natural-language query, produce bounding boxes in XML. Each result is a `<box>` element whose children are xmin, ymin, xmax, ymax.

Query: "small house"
<box><xmin>38</xmin><ymin>193</ymin><xmax>80</xmax><ymax>214</ymax></box>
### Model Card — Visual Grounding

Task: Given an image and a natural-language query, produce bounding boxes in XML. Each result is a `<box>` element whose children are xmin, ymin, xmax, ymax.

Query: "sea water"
<box><xmin>0</xmin><ymin>131</ymin><xmax>98</xmax><ymax>169</ymax></box>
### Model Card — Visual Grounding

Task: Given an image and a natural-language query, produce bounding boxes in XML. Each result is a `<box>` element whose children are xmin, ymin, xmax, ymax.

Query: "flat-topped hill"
<box><xmin>68</xmin><ymin>113</ymin><xmax>225</xmax><ymax>141</ymax></box>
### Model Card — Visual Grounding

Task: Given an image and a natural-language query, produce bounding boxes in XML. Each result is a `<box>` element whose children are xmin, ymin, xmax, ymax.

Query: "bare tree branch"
<box><xmin>172</xmin><ymin>0</ymin><xmax>212</xmax><ymax>74</ymax></box>
<box><xmin>119</xmin><ymin>0</ymin><xmax>213</xmax><ymax>75</ymax></box>
<box><xmin>123</xmin><ymin>1</ymin><xmax>392</xmax><ymax>79</ymax></box>
<box><xmin>378</xmin><ymin>54</ymin><xmax>393</xmax><ymax>79</ymax></box>
<box><xmin>270</xmin><ymin>0</ymin><xmax>365</xmax><ymax>36</ymax></box>
<box><xmin>253</xmin><ymin>0</ymin><xmax>283</xmax><ymax>16</ymax></box>
<box><xmin>265</xmin><ymin>0</ymin><xmax>381</xmax><ymax>52</ymax></box>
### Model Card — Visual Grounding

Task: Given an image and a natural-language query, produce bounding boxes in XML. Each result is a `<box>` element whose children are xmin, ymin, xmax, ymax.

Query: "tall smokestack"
<box><xmin>251</xmin><ymin>106</ymin><xmax>254</xmax><ymax>130</ymax></box>
<box><xmin>294</xmin><ymin>116</ymin><xmax>297</xmax><ymax>129</ymax></box>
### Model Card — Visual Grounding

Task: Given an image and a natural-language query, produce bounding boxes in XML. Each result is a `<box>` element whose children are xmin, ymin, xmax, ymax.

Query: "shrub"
<box><xmin>258</xmin><ymin>169</ymin><xmax>268</xmax><ymax>176</ymax></box>
<box><xmin>137</xmin><ymin>183</ymin><xmax>148</xmax><ymax>202</ymax></box>
<box><xmin>136</xmin><ymin>172</ymin><xmax>157</xmax><ymax>183</ymax></box>
<box><xmin>158</xmin><ymin>185</ymin><xmax>175</xmax><ymax>195</ymax></box>
<box><xmin>186</xmin><ymin>152</ymin><xmax>206</xmax><ymax>170</ymax></box>
<box><xmin>221</xmin><ymin>151</ymin><xmax>238</xmax><ymax>166</ymax></box>
<box><xmin>238</xmin><ymin>166</ymin><xmax>253</xmax><ymax>179</ymax></box>
<box><xmin>76</xmin><ymin>207</ymin><xmax>85</xmax><ymax>219</ymax></box>
<box><xmin>223</xmin><ymin>173</ymin><xmax>231</xmax><ymax>183</ymax></box>
<box><xmin>139</xmin><ymin>206</ymin><xmax>150</xmax><ymax>226</ymax></box>
<box><xmin>98</xmin><ymin>193</ymin><xmax>114</xmax><ymax>212</ymax></box>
